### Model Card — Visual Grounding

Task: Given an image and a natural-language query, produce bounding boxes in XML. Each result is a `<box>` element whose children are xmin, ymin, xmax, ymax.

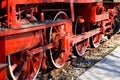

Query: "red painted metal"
<box><xmin>90</xmin><ymin>2</ymin><xmax>107</xmax><ymax>22</ymax></box>
<box><xmin>0</xmin><ymin>20</ymin><xmax>71</xmax><ymax>37</ymax></box>
<box><xmin>2</xmin><ymin>20</ymin><xmax>70</xmax><ymax>55</ymax></box>
<box><xmin>30</xmin><ymin>43</ymin><xmax>55</xmax><ymax>53</ymax></box>
<box><xmin>74</xmin><ymin>39</ymin><xmax>89</xmax><ymax>56</ymax></box>
<box><xmin>0</xmin><ymin>0</ymin><xmax>102</xmax><ymax>28</ymax></box>
<box><xmin>61</xmin><ymin>34</ymin><xmax>71</xmax><ymax>60</ymax></box>
<box><xmin>70</xmin><ymin>0</ymin><xmax>74</xmax><ymax>22</ymax></box>
<box><xmin>0</xmin><ymin>0</ymin><xmax>119</xmax><ymax>79</ymax></box>
<box><xmin>8</xmin><ymin>49</ymin><xmax>43</xmax><ymax>80</ymax></box>
<box><xmin>5</xmin><ymin>32</ymin><xmax>40</xmax><ymax>55</ymax></box>
<box><xmin>15</xmin><ymin>0</ymin><xmax>96</xmax><ymax>4</ymax></box>
<box><xmin>7</xmin><ymin>0</ymin><xmax>17</xmax><ymax>28</ymax></box>
<box><xmin>91</xmin><ymin>33</ymin><xmax>102</xmax><ymax>48</ymax></box>
<box><xmin>0</xmin><ymin>37</ymin><xmax>6</xmax><ymax>80</ymax></box>
<box><xmin>95</xmin><ymin>13</ymin><xmax>109</xmax><ymax>22</ymax></box>
<box><xmin>72</xmin><ymin>28</ymin><xmax>102</xmax><ymax>45</ymax></box>
<box><xmin>40</xmin><ymin>12</ymin><xmax>44</xmax><ymax>21</ymax></box>
<box><xmin>0</xmin><ymin>1</ymin><xmax>6</xmax><ymax>9</ymax></box>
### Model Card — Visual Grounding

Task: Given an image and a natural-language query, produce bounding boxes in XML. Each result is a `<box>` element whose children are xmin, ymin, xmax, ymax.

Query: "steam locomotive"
<box><xmin>0</xmin><ymin>0</ymin><xmax>120</xmax><ymax>80</ymax></box>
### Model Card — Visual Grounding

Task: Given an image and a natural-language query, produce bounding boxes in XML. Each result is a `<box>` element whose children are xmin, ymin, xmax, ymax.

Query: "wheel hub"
<box><xmin>25</xmin><ymin>51</ymin><xmax>33</xmax><ymax>61</ymax></box>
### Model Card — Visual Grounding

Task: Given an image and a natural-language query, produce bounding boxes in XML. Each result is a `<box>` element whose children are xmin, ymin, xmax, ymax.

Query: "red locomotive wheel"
<box><xmin>48</xmin><ymin>11</ymin><xmax>69</xmax><ymax>68</ymax></box>
<box><xmin>73</xmin><ymin>16</ymin><xmax>88</xmax><ymax>56</ymax></box>
<box><xmin>90</xmin><ymin>34</ymin><xmax>102</xmax><ymax>48</ymax></box>
<box><xmin>74</xmin><ymin>39</ymin><xmax>88</xmax><ymax>56</ymax></box>
<box><xmin>7</xmin><ymin>33</ymin><xmax>43</xmax><ymax>80</ymax></box>
<box><xmin>49</xmin><ymin>48</ymin><xmax>67</xmax><ymax>68</ymax></box>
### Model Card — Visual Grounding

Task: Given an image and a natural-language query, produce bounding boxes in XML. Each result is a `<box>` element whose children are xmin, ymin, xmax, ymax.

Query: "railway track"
<box><xmin>36</xmin><ymin>32</ymin><xmax>120</xmax><ymax>80</ymax></box>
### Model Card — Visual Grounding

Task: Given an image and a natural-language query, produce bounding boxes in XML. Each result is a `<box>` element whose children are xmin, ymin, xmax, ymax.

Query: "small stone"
<box><xmin>62</xmin><ymin>69</ymin><xmax>67</xmax><ymax>73</ymax></box>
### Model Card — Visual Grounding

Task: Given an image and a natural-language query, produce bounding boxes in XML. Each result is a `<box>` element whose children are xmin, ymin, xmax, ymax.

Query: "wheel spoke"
<box><xmin>13</xmin><ymin>62</ymin><xmax>25</xmax><ymax>79</ymax></box>
<box><xmin>11</xmin><ymin>64</ymin><xmax>17</xmax><ymax>72</ymax></box>
<box><xmin>48</xmin><ymin>11</ymin><xmax>69</xmax><ymax>68</ymax></box>
<box><xmin>30</xmin><ymin>60</ymin><xmax>36</xmax><ymax>73</ymax></box>
<box><xmin>18</xmin><ymin>62</ymin><xmax>27</xmax><ymax>80</ymax></box>
<box><xmin>51</xmin><ymin>49</ymin><xmax>60</xmax><ymax>60</ymax></box>
<box><xmin>74</xmin><ymin>16</ymin><xmax>88</xmax><ymax>56</ymax></box>
<box><xmin>74</xmin><ymin>39</ymin><xmax>88</xmax><ymax>56</ymax></box>
<box><xmin>55</xmin><ymin>52</ymin><xmax>65</xmax><ymax>65</ymax></box>
<box><xmin>7</xmin><ymin>32</ymin><xmax>43</xmax><ymax>80</ymax></box>
<box><xmin>26</xmin><ymin>61</ymin><xmax>31</xmax><ymax>78</ymax></box>
<box><xmin>91</xmin><ymin>34</ymin><xmax>102</xmax><ymax>48</ymax></box>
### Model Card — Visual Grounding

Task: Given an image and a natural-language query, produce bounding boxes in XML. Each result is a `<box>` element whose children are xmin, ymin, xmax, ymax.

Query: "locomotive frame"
<box><xmin>0</xmin><ymin>0</ymin><xmax>120</xmax><ymax>80</ymax></box>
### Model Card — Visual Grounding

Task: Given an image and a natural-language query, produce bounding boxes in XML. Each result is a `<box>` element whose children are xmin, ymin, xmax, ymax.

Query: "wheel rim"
<box><xmin>74</xmin><ymin>16</ymin><xmax>88</xmax><ymax>56</ymax></box>
<box><xmin>49</xmin><ymin>11</ymin><xmax>68</xmax><ymax>68</ymax></box>
<box><xmin>8</xmin><ymin>33</ymin><xmax>43</xmax><ymax>80</ymax></box>
<box><xmin>91</xmin><ymin>34</ymin><xmax>102</xmax><ymax>48</ymax></box>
